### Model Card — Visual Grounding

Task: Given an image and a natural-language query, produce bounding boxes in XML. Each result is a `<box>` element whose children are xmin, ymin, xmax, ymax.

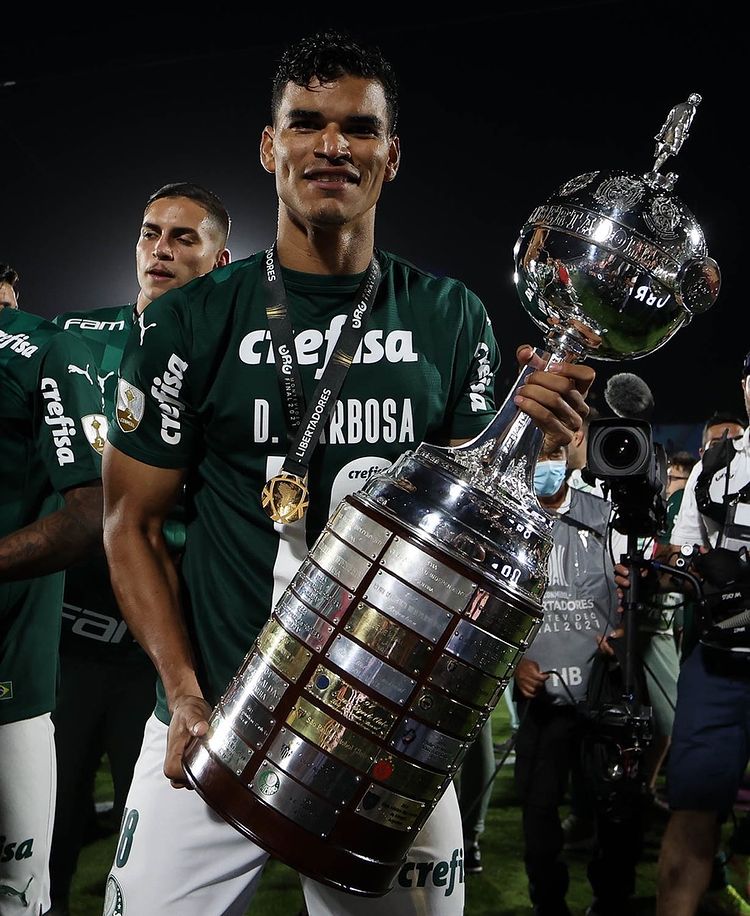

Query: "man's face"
<box><xmin>0</xmin><ymin>281</ymin><xmax>18</xmax><ymax>311</ymax></box>
<box><xmin>135</xmin><ymin>196</ymin><xmax>228</xmax><ymax>308</ymax></box>
<box><xmin>261</xmin><ymin>76</ymin><xmax>400</xmax><ymax>230</ymax></box>
<box><xmin>535</xmin><ymin>442</ymin><xmax>569</xmax><ymax>502</ymax></box>
<box><xmin>703</xmin><ymin>421</ymin><xmax>745</xmax><ymax>451</ymax></box>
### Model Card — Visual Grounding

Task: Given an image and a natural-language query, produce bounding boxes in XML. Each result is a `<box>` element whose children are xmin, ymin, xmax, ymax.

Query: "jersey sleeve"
<box><xmin>444</xmin><ymin>289</ymin><xmax>500</xmax><ymax>440</ymax></box>
<box><xmin>35</xmin><ymin>332</ymin><xmax>104</xmax><ymax>492</ymax></box>
<box><xmin>107</xmin><ymin>292</ymin><xmax>197</xmax><ymax>469</ymax></box>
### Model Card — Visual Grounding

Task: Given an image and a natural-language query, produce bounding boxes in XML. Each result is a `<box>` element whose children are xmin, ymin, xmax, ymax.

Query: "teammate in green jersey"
<box><xmin>101</xmin><ymin>32</ymin><xmax>594</xmax><ymax>916</ymax></box>
<box><xmin>1</xmin><ymin>264</ymin><xmax>104</xmax><ymax>916</ymax></box>
<box><xmin>48</xmin><ymin>184</ymin><xmax>230</xmax><ymax>916</ymax></box>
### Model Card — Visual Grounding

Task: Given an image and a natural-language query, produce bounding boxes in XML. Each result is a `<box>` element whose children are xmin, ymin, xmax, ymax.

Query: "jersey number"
<box><xmin>115</xmin><ymin>808</ymin><xmax>139</xmax><ymax>867</ymax></box>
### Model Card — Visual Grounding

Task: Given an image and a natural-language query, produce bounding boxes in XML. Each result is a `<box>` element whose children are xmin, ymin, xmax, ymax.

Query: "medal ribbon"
<box><xmin>261</xmin><ymin>244</ymin><xmax>382</xmax><ymax>481</ymax></box>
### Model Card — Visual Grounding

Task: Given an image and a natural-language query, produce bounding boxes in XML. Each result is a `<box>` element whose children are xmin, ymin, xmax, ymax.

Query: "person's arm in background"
<box><xmin>669</xmin><ymin>459</ymin><xmax>710</xmax><ymax>553</ymax></box>
<box><xmin>513</xmin><ymin>657</ymin><xmax>549</xmax><ymax>698</ymax></box>
<box><xmin>0</xmin><ymin>481</ymin><xmax>102</xmax><ymax>581</ymax></box>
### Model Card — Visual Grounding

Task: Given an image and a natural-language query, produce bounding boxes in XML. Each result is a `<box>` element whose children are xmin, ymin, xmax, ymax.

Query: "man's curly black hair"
<box><xmin>0</xmin><ymin>264</ymin><xmax>19</xmax><ymax>288</ymax></box>
<box><xmin>271</xmin><ymin>30</ymin><xmax>399</xmax><ymax>135</ymax></box>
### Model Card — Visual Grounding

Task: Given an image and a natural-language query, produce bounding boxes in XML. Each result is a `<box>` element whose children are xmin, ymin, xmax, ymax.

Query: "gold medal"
<box><xmin>261</xmin><ymin>472</ymin><xmax>310</xmax><ymax>524</ymax></box>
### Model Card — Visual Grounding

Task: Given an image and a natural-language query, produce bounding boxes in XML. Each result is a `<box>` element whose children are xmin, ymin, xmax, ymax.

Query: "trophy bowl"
<box><xmin>514</xmin><ymin>168</ymin><xmax>720</xmax><ymax>360</ymax></box>
<box><xmin>182</xmin><ymin>96</ymin><xmax>720</xmax><ymax>897</ymax></box>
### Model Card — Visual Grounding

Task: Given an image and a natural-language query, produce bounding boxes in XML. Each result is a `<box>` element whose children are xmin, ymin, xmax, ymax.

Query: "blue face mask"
<box><xmin>534</xmin><ymin>459</ymin><xmax>567</xmax><ymax>497</ymax></box>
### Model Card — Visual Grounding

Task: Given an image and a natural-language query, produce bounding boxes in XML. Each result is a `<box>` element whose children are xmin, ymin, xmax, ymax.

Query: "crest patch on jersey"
<box><xmin>116</xmin><ymin>378</ymin><xmax>145</xmax><ymax>433</ymax></box>
<box><xmin>104</xmin><ymin>875</ymin><xmax>125</xmax><ymax>916</ymax></box>
<box><xmin>82</xmin><ymin>414</ymin><xmax>108</xmax><ymax>455</ymax></box>
<box><xmin>0</xmin><ymin>681</ymin><xmax>13</xmax><ymax>700</ymax></box>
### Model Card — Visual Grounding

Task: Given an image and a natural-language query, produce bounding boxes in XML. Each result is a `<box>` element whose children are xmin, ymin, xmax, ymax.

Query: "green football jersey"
<box><xmin>0</xmin><ymin>308</ymin><xmax>104</xmax><ymax>724</ymax></box>
<box><xmin>54</xmin><ymin>304</ymin><xmax>133</xmax><ymax>407</ymax></box>
<box><xmin>107</xmin><ymin>250</ymin><xmax>500</xmax><ymax>722</ymax></box>
<box><xmin>53</xmin><ymin>304</ymin><xmax>152</xmax><ymax>660</ymax></box>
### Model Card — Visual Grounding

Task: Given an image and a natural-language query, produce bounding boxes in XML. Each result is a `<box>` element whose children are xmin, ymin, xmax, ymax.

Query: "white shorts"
<box><xmin>0</xmin><ymin>713</ymin><xmax>56</xmax><ymax>915</ymax></box>
<box><xmin>105</xmin><ymin>715</ymin><xmax>465</xmax><ymax>915</ymax></box>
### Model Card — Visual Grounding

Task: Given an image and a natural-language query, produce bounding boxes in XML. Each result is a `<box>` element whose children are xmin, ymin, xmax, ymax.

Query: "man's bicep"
<box><xmin>103</xmin><ymin>443</ymin><xmax>186</xmax><ymax>528</ymax></box>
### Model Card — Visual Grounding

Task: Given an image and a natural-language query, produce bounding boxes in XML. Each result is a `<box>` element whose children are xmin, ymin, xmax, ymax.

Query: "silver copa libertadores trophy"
<box><xmin>182</xmin><ymin>96</ymin><xmax>720</xmax><ymax>896</ymax></box>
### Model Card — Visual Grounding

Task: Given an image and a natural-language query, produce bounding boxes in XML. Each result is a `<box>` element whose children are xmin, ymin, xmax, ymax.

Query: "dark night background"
<box><xmin>1</xmin><ymin>2</ymin><xmax>742</xmax><ymax>445</ymax></box>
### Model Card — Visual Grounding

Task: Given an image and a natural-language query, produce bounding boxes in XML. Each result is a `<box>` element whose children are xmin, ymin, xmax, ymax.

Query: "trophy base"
<box><xmin>184</xmin><ymin>741</ymin><xmax>399</xmax><ymax>897</ymax></box>
<box><xmin>182</xmin><ymin>451</ymin><xmax>547</xmax><ymax>896</ymax></box>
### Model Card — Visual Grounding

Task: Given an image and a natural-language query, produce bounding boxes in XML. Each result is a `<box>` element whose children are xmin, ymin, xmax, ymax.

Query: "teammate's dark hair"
<box><xmin>0</xmin><ymin>264</ymin><xmax>19</xmax><ymax>287</ymax></box>
<box><xmin>669</xmin><ymin>450</ymin><xmax>698</xmax><ymax>473</ymax></box>
<box><xmin>271</xmin><ymin>30</ymin><xmax>399</xmax><ymax>134</ymax></box>
<box><xmin>145</xmin><ymin>182</ymin><xmax>230</xmax><ymax>246</ymax></box>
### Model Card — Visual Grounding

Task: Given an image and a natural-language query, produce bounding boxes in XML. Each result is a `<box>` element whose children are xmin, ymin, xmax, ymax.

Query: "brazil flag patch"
<box><xmin>0</xmin><ymin>681</ymin><xmax>13</xmax><ymax>700</ymax></box>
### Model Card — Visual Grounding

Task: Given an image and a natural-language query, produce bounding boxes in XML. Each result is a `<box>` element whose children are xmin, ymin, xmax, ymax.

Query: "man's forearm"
<box><xmin>0</xmin><ymin>482</ymin><xmax>103</xmax><ymax>582</ymax></box>
<box><xmin>105</xmin><ymin>520</ymin><xmax>202</xmax><ymax>709</ymax></box>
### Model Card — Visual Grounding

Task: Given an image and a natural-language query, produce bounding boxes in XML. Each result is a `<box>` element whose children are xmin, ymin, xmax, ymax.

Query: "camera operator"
<box><xmin>655</xmin><ymin>432</ymin><xmax>739</xmax><ymax>662</ymax></box>
<box><xmin>513</xmin><ymin>440</ymin><xmax>641</xmax><ymax>916</ymax></box>
<box><xmin>619</xmin><ymin>352</ymin><xmax>750</xmax><ymax>916</ymax></box>
<box><xmin>596</xmin><ymin>373</ymin><xmax>681</xmax><ymax>801</ymax></box>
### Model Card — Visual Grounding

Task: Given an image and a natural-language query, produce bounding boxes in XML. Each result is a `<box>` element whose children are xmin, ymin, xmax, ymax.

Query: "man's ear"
<box><xmin>216</xmin><ymin>249</ymin><xmax>231</xmax><ymax>268</ymax></box>
<box><xmin>384</xmin><ymin>135</ymin><xmax>401</xmax><ymax>182</ymax></box>
<box><xmin>571</xmin><ymin>427</ymin><xmax>585</xmax><ymax>450</ymax></box>
<box><xmin>260</xmin><ymin>126</ymin><xmax>276</xmax><ymax>174</ymax></box>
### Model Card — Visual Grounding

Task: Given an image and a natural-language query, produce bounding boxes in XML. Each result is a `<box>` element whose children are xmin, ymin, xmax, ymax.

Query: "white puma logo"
<box><xmin>0</xmin><ymin>875</ymin><xmax>33</xmax><ymax>907</ymax></box>
<box><xmin>67</xmin><ymin>363</ymin><xmax>94</xmax><ymax>385</ymax></box>
<box><xmin>97</xmin><ymin>370</ymin><xmax>115</xmax><ymax>393</ymax></box>
<box><xmin>138</xmin><ymin>313</ymin><xmax>157</xmax><ymax>347</ymax></box>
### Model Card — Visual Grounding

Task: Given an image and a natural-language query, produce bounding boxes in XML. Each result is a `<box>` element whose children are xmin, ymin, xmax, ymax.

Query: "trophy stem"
<box><xmin>416</xmin><ymin>328</ymin><xmax>587</xmax><ymax>514</ymax></box>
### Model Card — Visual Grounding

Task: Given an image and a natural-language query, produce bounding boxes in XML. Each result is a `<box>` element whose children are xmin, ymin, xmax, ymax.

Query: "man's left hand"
<box><xmin>514</xmin><ymin>345</ymin><xmax>595</xmax><ymax>449</ymax></box>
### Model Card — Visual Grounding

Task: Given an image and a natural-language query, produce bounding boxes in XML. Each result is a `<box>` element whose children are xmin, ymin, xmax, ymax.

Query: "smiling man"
<box><xmin>101</xmin><ymin>31</ymin><xmax>593</xmax><ymax>916</ymax></box>
<box><xmin>48</xmin><ymin>184</ymin><xmax>229</xmax><ymax>916</ymax></box>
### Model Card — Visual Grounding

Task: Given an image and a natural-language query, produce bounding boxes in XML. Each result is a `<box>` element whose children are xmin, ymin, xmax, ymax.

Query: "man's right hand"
<box><xmin>514</xmin><ymin>657</ymin><xmax>549</xmax><ymax>699</ymax></box>
<box><xmin>165</xmin><ymin>694</ymin><xmax>212</xmax><ymax>788</ymax></box>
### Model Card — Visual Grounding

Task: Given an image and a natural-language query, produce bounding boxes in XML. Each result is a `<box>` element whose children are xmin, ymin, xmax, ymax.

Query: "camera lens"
<box><xmin>601</xmin><ymin>430</ymin><xmax>642</xmax><ymax>470</ymax></box>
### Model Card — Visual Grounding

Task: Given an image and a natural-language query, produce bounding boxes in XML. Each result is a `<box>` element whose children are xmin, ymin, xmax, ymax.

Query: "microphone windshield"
<box><xmin>604</xmin><ymin>372</ymin><xmax>655</xmax><ymax>421</ymax></box>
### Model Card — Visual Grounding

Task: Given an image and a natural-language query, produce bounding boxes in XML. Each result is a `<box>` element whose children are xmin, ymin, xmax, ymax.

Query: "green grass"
<box><xmin>70</xmin><ymin>705</ymin><xmax>663</xmax><ymax>915</ymax></box>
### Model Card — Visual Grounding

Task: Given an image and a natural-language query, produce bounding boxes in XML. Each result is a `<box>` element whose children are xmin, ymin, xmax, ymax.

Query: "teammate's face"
<box><xmin>261</xmin><ymin>76</ymin><xmax>400</xmax><ymax>230</ymax></box>
<box><xmin>0</xmin><ymin>282</ymin><xmax>18</xmax><ymax>311</ymax></box>
<box><xmin>135</xmin><ymin>196</ymin><xmax>229</xmax><ymax>310</ymax></box>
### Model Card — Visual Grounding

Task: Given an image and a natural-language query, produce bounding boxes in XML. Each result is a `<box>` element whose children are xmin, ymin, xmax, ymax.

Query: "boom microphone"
<box><xmin>604</xmin><ymin>372</ymin><xmax>655</xmax><ymax>421</ymax></box>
